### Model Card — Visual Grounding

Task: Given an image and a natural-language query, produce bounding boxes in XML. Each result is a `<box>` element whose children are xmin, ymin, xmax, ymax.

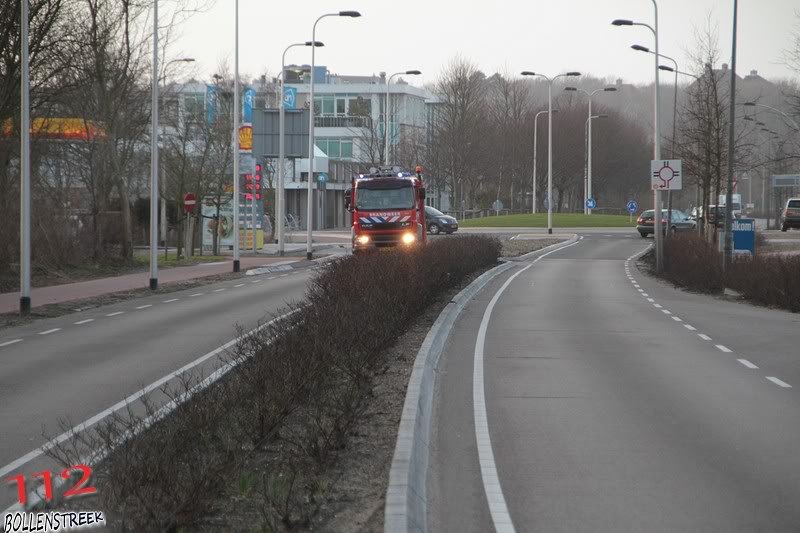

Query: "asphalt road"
<box><xmin>429</xmin><ymin>233</ymin><xmax>800</xmax><ymax>532</ymax></box>
<box><xmin>0</xmin><ymin>265</ymin><xmax>316</xmax><ymax>512</ymax></box>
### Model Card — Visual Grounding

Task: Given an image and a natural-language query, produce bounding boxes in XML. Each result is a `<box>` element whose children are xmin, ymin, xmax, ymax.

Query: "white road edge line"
<box><xmin>715</xmin><ymin>344</ymin><xmax>732</xmax><ymax>353</ymax></box>
<box><xmin>738</xmin><ymin>359</ymin><xmax>758</xmax><ymax>369</ymax></box>
<box><xmin>38</xmin><ymin>328</ymin><xmax>61</xmax><ymax>335</ymax></box>
<box><xmin>766</xmin><ymin>376</ymin><xmax>792</xmax><ymax>388</ymax></box>
<box><xmin>470</xmin><ymin>238</ymin><xmax>581</xmax><ymax>532</ymax></box>
<box><xmin>0</xmin><ymin>339</ymin><xmax>23</xmax><ymax>347</ymax></box>
<box><xmin>0</xmin><ymin>310</ymin><xmax>300</xmax><ymax>481</ymax></box>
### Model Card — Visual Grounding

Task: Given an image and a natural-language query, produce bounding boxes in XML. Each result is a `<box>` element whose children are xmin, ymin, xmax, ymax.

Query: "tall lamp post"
<box><xmin>149</xmin><ymin>0</ymin><xmax>160</xmax><ymax>288</ymax></box>
<box><xmin>19</xmin><ymin>0</ymin><xmax>31</xmax><ymax>313</ymax></box>
<box><xmin>307</xmin><ymin>10</ymin><xmax>361</xmax><ymax>261</ymax></box>
<box><xmin>384</xmin><ymin>70</ymin><xmax>421</xmax><ymax>165</ymax></box>
<box><xmin>565</xmin><ymin>86</ymin><xmax>616</xmax><ymax>214</ymax></box>
<box><xmin>613</xmin><ymin>4</ymin><xmax>662</xmax><ymax>272</ymax></box>
<box><xmin>232</xmin><ymin>0</ymin><xmax>241</xmax><ymax>272</ymax></box>
<box><xmin>723</xmin><ymin>0</ymin><xmax>739</xmax><ymax>269</ymax></box>
<box><xmin>531</xmin><ymin>109</ymin><xmax>558</xmax><ymax>214</ymax></box>
<box><xmin>278</xmin><ymin>42</ymin><xmax>322</xmax><ymax>257</ymax></box>
<box><xmin>521</xmin><ymin>70</ymin><xmax>581</xmax><ymax>234</ymax></box>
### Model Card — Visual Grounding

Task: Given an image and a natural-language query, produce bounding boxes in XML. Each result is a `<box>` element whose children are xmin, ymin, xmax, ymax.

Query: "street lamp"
<box><xmin>19</xmin><ymin>0</ymin><xmax>31</xmax><ymax>312</ymax></box>
<box><xmin>150</xmin><ymin>0</ymin><xmax>160</xmax><ymax>287</ymax></box>
<box><xmin>232</xmin><ymin>0</ymin><xmax>241</xmax><ymax>272</ymax></box>
<box><xmin>743</xmin><ymin>102</ymin><xmax>800</xmax><ymax>131</ymax></box>
<box><xmin>306</xmin><ymin>10</ymin><xmax>361</xmax><ymax>260</ymax></box>
<box><xmin>521</xmin><ymin>70</ymin><xmax>581</xmax><ymax>233</ymax></box>
<box><xmin>565</xmin><ymin>86</ymin><xmax>616</xmax><ymax>214</ymax></box>
<box><xmin>532</xmin><ymin>109</ymin><xmax>558</xmax><ymax>214</ymax></box>
<box><xmin>658</xmin><ymin>64</ymin><xmax>699</xmax><ymax>80</ymax></box>
<box><xmin>385</xmin><ymin>70</ymin><xmax>421</xmax><ymax>165</ymax></box>
<box><xmin>612</xmin><ymin>1</ymin><xmax>662</xmax><ymax>272</ymax></box>
<box><xmin>278</xmin><ymin>41</ymin><xmax>322</xmax><ymax>257</ymax></box>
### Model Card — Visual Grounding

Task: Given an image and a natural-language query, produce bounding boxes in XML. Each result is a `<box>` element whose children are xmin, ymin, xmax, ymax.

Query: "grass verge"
<box><xmin>459</xmin><ymin>213</ymin><xmax>636</xmax><ymax>228</ymax></box>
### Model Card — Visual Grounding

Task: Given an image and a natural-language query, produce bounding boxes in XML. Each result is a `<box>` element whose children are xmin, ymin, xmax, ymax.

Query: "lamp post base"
<box><xmin>306</xmin><ymin>252</ymin><xmax>313</xmax><ymax>260</ymax></box>
<box><xmin>548</xmin><ymin>228</ymin><xmax>553</xmax><ymax>235</ymax></box>
<box><xmin>149</xmin><ymin>278</ymin><xmax>158</xmax><ymax>290</ymax></box>
<box><xmin>233</xmin><ymin>260</ymin><xmax>240</xmax><ymax>273</ymax></box>
<box><xmin>20</xmin><ymin>296</ymin><xmax>31</xmax><ymax>315</ymax></box>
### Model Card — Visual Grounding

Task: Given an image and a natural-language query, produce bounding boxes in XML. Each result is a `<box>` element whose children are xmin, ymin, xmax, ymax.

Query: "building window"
<box><xmin>315</xmin><ymin>138</ymin><xmax>354</xmax><ymax>160</ymax></box>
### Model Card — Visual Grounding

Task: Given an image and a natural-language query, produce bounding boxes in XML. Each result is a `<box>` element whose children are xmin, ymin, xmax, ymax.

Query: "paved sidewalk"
<box><xmin>0</xmin><ymin>256</ymin><xmax>291</xmax><ymax>314</ymax></box>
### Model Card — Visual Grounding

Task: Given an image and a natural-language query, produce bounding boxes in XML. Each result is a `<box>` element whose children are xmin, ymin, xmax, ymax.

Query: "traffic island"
<box><xmin>41</xmin><ymin>235</ymin><xmax>504</xmax><ymax>531</ymax></box>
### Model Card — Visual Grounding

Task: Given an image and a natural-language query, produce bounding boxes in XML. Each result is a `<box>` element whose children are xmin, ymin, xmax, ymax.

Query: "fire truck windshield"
<box><xmin>356</xmin><ymin>182</ymin><xmax>415</xmax><ymax>210</ymax></box>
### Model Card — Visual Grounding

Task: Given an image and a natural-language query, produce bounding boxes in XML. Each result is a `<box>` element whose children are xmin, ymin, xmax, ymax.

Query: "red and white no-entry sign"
<box><xmin>183</xmin><ymin>192</ymin><xmax>196</xmax><ymax>214</ymax></box>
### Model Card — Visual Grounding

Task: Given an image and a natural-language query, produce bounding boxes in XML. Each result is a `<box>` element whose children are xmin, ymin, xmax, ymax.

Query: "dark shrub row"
<box><xmin>50</xmin><ymin>235</ymin><xmax>501</xmax><ymax>530</ymax></box>
<box><xmin>660</xmin><ymin>233</ymin><xmax>800</xmax><ymax>312</ymax></box>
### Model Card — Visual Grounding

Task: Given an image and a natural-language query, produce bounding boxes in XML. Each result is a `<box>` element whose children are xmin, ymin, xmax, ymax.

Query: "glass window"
<box><xmin>356</xmin><ymin>184</ymin><xmax>415</xmax><ymax>210</ymax></box>
<box><xmin>315</xmin><ymin>139</ymin><xmax>327</xmax><ymax>154</ymax></box>
<box><xmin>322</xmin><ymin>97</ymin><xmax>335</xmax><ymax>115</ymax></box>
<box><xmin>327</xmin><ymin>140</ymin><xmax>340</xmax><ymax>158</ymax></box>
<box><xmin>349</xmin><ymin>96</ymin><xmax>371</xmax><ymax>117</ymax></box>
<box><xmin>336</xmin><ymin>98</ymin><xmax>346</xmax><ymax>115</ymax></box>
<box><xmin>341</xmin><ymin>140</ymin><xmax>353</xmax><ymax>159</ymax></box>
<box><xmin>313</xmin><ymin>98</ymin><xmax>321</xmax><ymax>116</ymax></box>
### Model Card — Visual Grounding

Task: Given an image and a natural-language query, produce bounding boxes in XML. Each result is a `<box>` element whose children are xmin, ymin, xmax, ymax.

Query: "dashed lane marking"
<box><xmin>715</xmin><ymin>344</ymin><xmax>732</xmax><ymax>353</ymax></box>
<box><xmin>162</xmin><ymin>299</ymin><xmax>179</xmax><ymax>303</ymax></box>
<box><xmin>74</xmin><ymin>319</ymin><xmax>94</xmax><ymax>325</ymax></box>
<box><xmin>738</xmin><ymin>359</ymin><xmax>758</xmax><ymax>369</ymax></box>
<box><xmin>38</xmin><ymin>328</ymin><xmax>61</xmax><ymax>335</ymax></box>
<box><xmin>684</xmin><ymin>324</ymin><xmax>696</xmax><ymax>331</ymax></box>
<box><xmin>698</xmin><ymin>334</ymin><xmax>712</xmax><ymax>341</ymax></box>
<box><xmin>0</xmin><ymin>339</ymin><xmax>22</xmax><ymax>347</ymax></box>
<box><xmin>136</xmin><ymin>304</ymin><xmax>152</xmax><ymax>310</ymax></box>
<box><xmin>766</xmin><ymin>377</ymin><xmax>792</xmax><ymax>388</ymax></box>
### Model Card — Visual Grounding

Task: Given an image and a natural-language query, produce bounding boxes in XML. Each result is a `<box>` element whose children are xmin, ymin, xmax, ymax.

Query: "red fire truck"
<box><xmin>344</xmin><ymin>166</ymin><xmax>427</xmax><ymax>251</ymax></box>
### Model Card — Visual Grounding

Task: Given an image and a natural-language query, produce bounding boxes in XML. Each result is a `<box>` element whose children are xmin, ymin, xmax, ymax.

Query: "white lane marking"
<box><xmin>684</xmin><ymin>324</ymin><xmax>697</xmax><ymax>331</ymax></box>
<box><xmin>213</xmin><ymin>288</ymin><xmax>226</xmax><ymax>292</ymax></box>
<box><xmin>106</xmin><ymin>311</ymin><xmax>124</xmax><ymax>317</ymax></box>
<box><xmin>715</xmin><ymin>344</ymin><xmax>732</xmax><ymax>353</ymax></box>
<box><xmin>38</xmin><ymin>328</ymin><xmax>61</xmax><ymax>335</ymax></box>
<box><xmin>671</xmin><ymin>316</ymin><xmax>682</xmax><ymax>322</ymax></box>
<box><xmin>637</xmin><ymin>289</ymin><xmax>644</xmax><ymax>292</ymax></box>
<box><xmin>162</xmin><ymin>298</ymin><xmax>179</xmax><ymax>303</ymax></box>
<box><xmin>74</xmin><ymin>319</ymin><xmax>94</xmax><ymax>325</ymax></box>
<box><xmin>738</xmin><ymin>359</ymin><xmax>758</xmax><ymax>369</ymax></box>
<box><xmin>279</xmin><ymin>274</ymin><xmax>289</xmax><ymax>278</ymax></box>
<box><xmin>641</xmin><ymin>293</ymin><xmax>649</xmax><ymax>297</ymax></box>
<box><xmin>234</xmin><ymin>283</ymin><xmax>245</xmax><ymax>287</ymax></box>
<box><xmin>0</xmin><ymin>310</ymin><xmax>300</xmax><ymax>481</ymax></box>
<box><xmin>251</xmin><ymin>279</ymin><xmax>261</xmax><ymax>284</ymax></box>
<box><xmin>579</xmin><ymin>236</ymin><xmax>584</xmax><ymax>240</ymax></box>
<box><xmin>199</xmin><ymin>261</ymin><xmax>227</xmax><ymax>266</ymax></box>
<box><xmin>653</xmin><ymin>303</ymin><xmax>662</xmax><ymax>308</ymax></box>
<box><xmin>766</xmin><ymin>377</ymin><xmax>792</xmax><ymax>388</ymax></box>
<box><xmin>698</xmin><ymin>334</ymin><xmax>712</xmax><ymax>341</ymax></box>
<box><xmin>662</xmin><ymin>309</ymin><xmax>672</xmax><ymax>315</ymax></box>
<box><xmin>189</xmin><ymin>293</ymin><xmax>204</xmax><ymax>297</ymax></box>
<box><xmin>647</xmin><ymin>298</ymin><xmax>655</xmax><ymax>302</ymax></box>
<box><xmin>0</xmin><ymin>339</ymin><xmax>23</xmax><ymax>347</ymax></box>
<box><xmin>136</xmin><ymin>304</ymin><xmax>152</xmax><ymax>310</ymax></box>
<box><xmin>267</xmin><ymin>276</ymin><xmax>276</xmax><ymax>280</ymax></box>
<box><xmin>467</xmin><ymin>235</ymin><xmax>581</xmax><ymax>531</ymax></box>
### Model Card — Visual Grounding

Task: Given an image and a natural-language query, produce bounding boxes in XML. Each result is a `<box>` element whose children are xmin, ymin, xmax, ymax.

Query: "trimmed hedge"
<box><xmin>660</xmin><ymin>233</ymin><xmax>800</xmax><ymax>312</ymax></box>
<box><xmin>49</xmin><ymin>235</ymin><xmax>501</xmax><ymax>530</ymax></box>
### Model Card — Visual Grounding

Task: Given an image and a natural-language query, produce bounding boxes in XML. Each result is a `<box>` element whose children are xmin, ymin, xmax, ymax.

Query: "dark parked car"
<box><xmin>636</xmin><ymin>209</ymin><xmax>696</xmax><ymax>238</ymax></box>
<box><xmin>425</xmin><ymin>206</ymin><xmax>459</xmax><ymax>234</ymax></box>
<box><xmin>781</xmin><ymin>198</ymin><xmax>800</xmax><ymax>231</ymax></box>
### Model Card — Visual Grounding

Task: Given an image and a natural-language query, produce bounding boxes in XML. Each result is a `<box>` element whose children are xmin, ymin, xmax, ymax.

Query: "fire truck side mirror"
<box><xmin>419</xmin><ymin>187</ymin><xmax>426</xmax><ymax>201</ymax></box>
<box><xmin>344</xmin><ymin>189</ymin><xmax>352</xmax><ymax>212</ymax></box>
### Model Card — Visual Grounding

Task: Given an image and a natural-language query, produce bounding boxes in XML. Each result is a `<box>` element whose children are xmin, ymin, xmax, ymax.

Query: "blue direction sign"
<box><xmin>283</xmin><ymin>87</ymin><xmax>297</xmax><ymax>110</ymax></box>
<box><xmin>586</xmin><ymin>197</ymin><xmax>597</xmax><ymax>210</ymax></box>
<box><xmin>317</xmin><ymin>172</ymin><xmax>328</xmax><ymax>183</ymax></box>
<box><xmin>626</xmin><ymin>200</ymin><xmax>639</xmax><ymax>214</ymax></box>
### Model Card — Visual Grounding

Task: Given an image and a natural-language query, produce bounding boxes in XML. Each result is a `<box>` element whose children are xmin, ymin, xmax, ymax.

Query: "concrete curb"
<box><xmin>383</xmin><ymin>236</ymin><xmax>580</xmax><ymax>532</ymax></box>
<box><xmin>507</xmin><ymin>234</ymin><xmax>578</xmax><ymax>262</ymax></box>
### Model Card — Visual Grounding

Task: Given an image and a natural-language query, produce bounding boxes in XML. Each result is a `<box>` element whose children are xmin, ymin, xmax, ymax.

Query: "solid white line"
<box><xmin>162</xmin><ymin>298</ymin><xmax>179</xmax><ymax>303</ymax></box>
<box><xmin>38</xmin><ymin>328</ymin><xmax>61</xmax><ymax>335</ymax></box>
<box><xmin>0</xmin><ymin>310</ymin><xmax>299</xmax><ymax>480</ymax></box>
<box><xmin>136</xmin><ymin>304</ymin><xmax>152</xmax><ymax>310</ymax></box>
<box><xmin>106</xmin><ymin>311</ymin><xmax>124</xmax><ymax>317</ymax></box>
<box><xmin>698</xmin><ymin>334</ymin><xmax>712</xmax><ymax>341</ymax></box>
<box><xmin>189</xmin><ymin>293</ymin><xmax>204</xmax><ymax>297</ymax></box>
<box><xmin>738</xmin><ymin>359</ymin><xmax>758</xmax><ymax>369</ymax></box>
<box><xmin>715</xmin><ymin>344</ymin><xmax>732</xmax><ymax>353</ymax></box>
<box><xmin>234</xmin><ymin>283</ymin><xmax>245</xmax><ymax>287</ymax></box>
<box><xmin>766</xmin><ymin>376</ymin><xmax>792</xmax><ymax>388</ymax></box>
<box><xmin>671</xmin><ymin>316</ymin><xmax>682</xmax><ymax>322</ymax></box>
<box><xmin>0</xmin><ymin>339</ymin><xmax>22</xmax><ymax>347</ymax></box>
<box><xmin>74</xmin><ymin>319</ymin><xmax>94</xmax><ymax>325</ymax></box>
<box><xmin>213</xmin><ymin>288</ymin><xmax>226</xmax><ymax>292</ymax></box>
<box><xmin>684</xmin><ymin>324</ymin><xmax>696</xmax><ymax>331</ymax></box>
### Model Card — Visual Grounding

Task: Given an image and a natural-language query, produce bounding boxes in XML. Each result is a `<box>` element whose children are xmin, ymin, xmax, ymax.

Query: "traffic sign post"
<box><xmin>651</xmin><ymin>159</ymin><xmax>682</xmax><ymax>191</ymax></box>
<box><xmin>586</xmin><ymin>198</ymin><xmax>597</xmax><ymax>210</ymax></box>
<box><xmin>183</xmin><ymin>192</ymin><xmax>196</xmax><ymax>214</ymax></box>
<box><xmin>627</xmin><ymin>200</ymin><xmax>638</xmax><ymax>223</ymax></box>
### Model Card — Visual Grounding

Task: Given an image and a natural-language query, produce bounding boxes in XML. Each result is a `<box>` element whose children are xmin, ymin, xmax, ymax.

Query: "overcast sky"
<box><xmin>172</xmin><ymin>0</ymin><xmax>799</xmax><ymax>87</ymax></box>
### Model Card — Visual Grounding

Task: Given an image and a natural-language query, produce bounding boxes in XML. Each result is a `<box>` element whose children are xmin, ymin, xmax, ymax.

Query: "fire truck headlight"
<box><xmin>357</xmin><ymin>235</ymin><xmax>370</xmax><ymax>245</ymax></box>
<box><xmin>402</xmin><ymin>233</ymin><xmax>416</xmax><ymax>245</ymax></box>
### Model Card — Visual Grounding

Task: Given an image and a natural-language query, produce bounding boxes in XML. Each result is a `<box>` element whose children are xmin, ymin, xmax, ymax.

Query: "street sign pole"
<box><xmin>19</xmin><ymin>0</ymin><xmax>31</xmax><ymax>314</ymax></box>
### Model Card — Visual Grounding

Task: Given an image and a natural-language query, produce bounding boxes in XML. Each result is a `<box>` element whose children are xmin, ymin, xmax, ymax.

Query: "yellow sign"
<box><xmin>239</xmin><ymin>229</ymin><xmax>264</xmax><ymax>249</ymax></box>
<box><xmin>238</xmin><ymin>125</ymin><xmax>253</xmax><ymax>151</ymax></box>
